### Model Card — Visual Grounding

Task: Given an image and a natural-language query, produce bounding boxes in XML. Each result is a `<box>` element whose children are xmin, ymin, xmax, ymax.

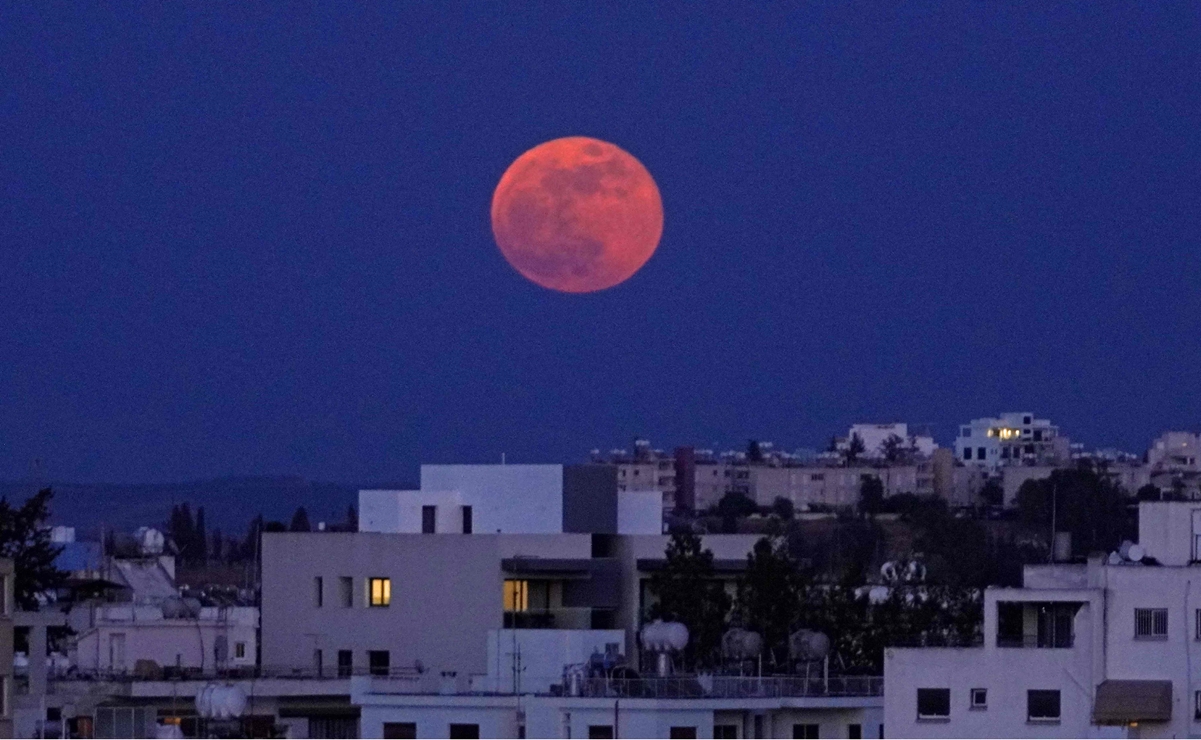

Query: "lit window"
<box><xmin>503</xmin><ymin>580</ymin><xmax>529</xmax><ymax>612</ymax></box>
<box><xmin>1135</xmin><ymin>608</ymin><xmax>1167</xmax><ymax>638</ymax></box>
<box><xmin>369</xmin><ymin>578</ymin><xmax>391</xmax><ymax>607</ymax></box>
<box><xmin>970</xmin><ymin>688</ymin><xmax>987</xmax><ymax>709</ymax></box>
<box><xmin>234</xmin><ymin>642</ymin><xmax>246</xmax><ymax>659</ymax></box>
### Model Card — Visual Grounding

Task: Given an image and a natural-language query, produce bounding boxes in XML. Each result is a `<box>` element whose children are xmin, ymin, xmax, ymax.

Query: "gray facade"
<box><xmin>562</xmin><ymin>464</ymin><xmax>618</xmax><ymax>534</ymax></box>
<box><xmin>0</xmin><ymin>559</ymin><xmax>12</xmax><ymax>739</ymax></box>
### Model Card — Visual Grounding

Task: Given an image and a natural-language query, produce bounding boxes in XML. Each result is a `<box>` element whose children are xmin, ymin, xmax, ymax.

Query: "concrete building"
<box><xmin>885</xmin><ymin>500</ymin><xmax>1201</xmax><ymax>738</ymax></box>
<box><xmin>360</xmin><ymin>464</ymin><xmax>663</xmax><ymax>536</ymax></box>
<box><xmin>837</xmin><ymin>424</ymin><xmax>937</xmax><ymax>461</ymax></box>
<box><xmin>954</xmin><ymin>412</ymin><xmax>1068</xmax><ymax>471</ymax></box>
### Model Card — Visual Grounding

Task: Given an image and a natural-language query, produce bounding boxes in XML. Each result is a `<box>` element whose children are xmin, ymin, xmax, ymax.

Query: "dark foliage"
<box><xmin>0</xmin><ymin>488</ymin><xmax>67</xmax><ymax>609</ymax></box>
<box><xmin>646</xmin><ymin>531</ymin><xmax>732</xmax><ymax>670</ymax></box>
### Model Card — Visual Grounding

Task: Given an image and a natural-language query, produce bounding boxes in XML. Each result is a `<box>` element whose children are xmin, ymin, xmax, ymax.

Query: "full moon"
<box><xmin>491</xmin><ymin>137</ymin><xmax>663</xmax><ymax>293</ymax></box>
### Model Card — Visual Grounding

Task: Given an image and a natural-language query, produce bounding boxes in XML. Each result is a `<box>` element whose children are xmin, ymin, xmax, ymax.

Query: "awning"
<box><xmin>1093</xmin><ymin>680</ymin><xmax>1172</xmax><ymax>724</ymax></box>
<box><xmin>502</xmin><ymin>558</ymin><xmax>594</xmax><ymax>577</ymax></box>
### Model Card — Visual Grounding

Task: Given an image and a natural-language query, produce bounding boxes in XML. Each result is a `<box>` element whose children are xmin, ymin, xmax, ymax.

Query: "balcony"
<box><xmin>996</xmin><ymin>601</ymin><xmax>1080</xmax><ymax>649</ymax></box>
<box><xmin>503</xmin><ymin>607</ymin><xmax>609</xmax><ymax>630</ymax></box>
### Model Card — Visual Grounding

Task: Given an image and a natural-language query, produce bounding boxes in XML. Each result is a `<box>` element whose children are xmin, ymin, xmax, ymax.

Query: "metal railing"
<box><xmin>568</xmin><ymin>675</ymin><xmax>883</xmax><ymax>699</ymax></box>
<box><xmin>996</xmin><ymin>635</ymin><xmax>1074</xmax><ymax>649</ymax></box>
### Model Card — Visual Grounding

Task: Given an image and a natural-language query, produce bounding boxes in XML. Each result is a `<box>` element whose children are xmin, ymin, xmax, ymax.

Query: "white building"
<box><xmin>360</xmin><ymin>464</ymin><xmax>663</xmax><ymax>536</ymax></box>
<box><xmin>954</xmin><ymin>412</ymin><xmax>1067</xmax><ymax>471</ymax></box>
<box><xmin>885</xmin><ymin>500</ymin><xmax>1201</xmax><ymax>738</ymax></box>
<box><xmin>840</xmin><ymin>424</ymin><xmax>937</xmax><ymax>461</ymax></box>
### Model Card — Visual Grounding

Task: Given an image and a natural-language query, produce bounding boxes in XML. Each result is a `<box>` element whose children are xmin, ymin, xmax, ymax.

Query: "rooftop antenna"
<box><xmin>501</xmin><ymin>453</ymin><xmax>506</xmax><ymax>465</ymax></box>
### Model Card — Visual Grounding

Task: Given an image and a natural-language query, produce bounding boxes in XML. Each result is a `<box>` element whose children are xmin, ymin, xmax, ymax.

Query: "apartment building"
<box><xmin>954</xmin><ymin>412</ymin><xmax>1069</xmax><ymax>471</ymax></box>
<box><xmin>885</xmin><ymin>500</ymin><xmax>1201</xmax><ymax>738</ymax></box>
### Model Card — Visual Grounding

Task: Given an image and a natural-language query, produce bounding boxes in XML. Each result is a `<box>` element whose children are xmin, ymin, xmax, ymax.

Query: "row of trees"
<box><xmin>164</xmin><ymin>504</ymin><xmax>358</xmax><ymax>566</ymax></box>
<box><xmin>646</xmin><ymin>530</ymin><xmax>982</xmax><ymax>675</ymax></box>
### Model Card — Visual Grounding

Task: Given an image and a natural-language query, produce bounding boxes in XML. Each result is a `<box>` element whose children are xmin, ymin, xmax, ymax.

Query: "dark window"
<box><xmin>1024</xmin><ymin>416</ymin><xmax>1032</xmax><ymax>424</ymax></box>
<box><xmin>669</xmin><ymin>729</ymin><xmax>697</xmax><ymax>740</ymax></box>
<box><xmin>1194</xmin><ymin>690</ymin><xmax>1201</xmax><ymax>721</ymax></box>
<box><xmin>337</xmin><ymin>650</ymin><xmax>352</xmax><ymax>677</ymax></box>
<box><xmin>1195</xmin><ymin>609</ymin><xmax>1201</xmax><ymax>640</ymax></box>
<box><xmin>1024</xmin><ymin>444</ymin><xmax>1034</xmax><ymax>454</ymax></box>
<box><xmin>383</xmin><ymin>723</ymin><xmax>418</xmax><ymax>739</ymax></box>
<box><xmin>963</xmin><ymin>448</ymin><xmax>971</xmax><ymax>460</ymax></box>
<box><xmin>1135</xmin><ymin>608</ymin><xmax>1168</xmax><ymax>638</ymax></box>
<box><xmin>588</xmin><ymin>726</ymin><xmax>614</xmax><ymax>739</ymax></box>
<box><xmin>878</xmin><ymin>726</ymin><xmax>884</xmax><ymax>739</ymax></box>
<box><xmin>714</xmin><ymin>726</ymin><xmax>738</xmax><ymax>740</ymax></box>
<box><xmin>462</xmin><ymin>506</ymin><xmax>472</xmax><ymax>534</ymax></box>
<box><xmin>449</xmin><ymin>725</ymin><xmax>480</xmax><ymax>739</ymax></box>
<box><xmin>422</xmin><ymin>506</ymin><xmax>436</xmax><ymax>534</ymax></box>
<box><xmin>792</xmin><ymin>724</ymin><xmax>819</xmax><ymax>739</ymax></box>
<box><xmin>339</xmin><ymin>576</ymin><xmax>353</xmax><ymax>607</ymax></box>
<box><xmin>314</xmin><ymin>576</ymin><xmax>323</xmax><ymax>607</ymax></box>
<box><xmin>1001</xmin><ymin>447</ymin><xmax>1010</xmax><ymax>459</ymax></box>
<box><xmin>313</xmin><ymin>649</ymin><xmax>323</xmax><ymax>677</ymax></box>
<box><xmin>591</xmin><ymin>534</ymin><xmax>614</xmax><ymax>558</ymax></box>
<box><xmin>368</xmin><ymin>650</ymin><xmax>390</xmax><ymax>676</ymax></box>
<box><xmin>917</xmin><ymin>688</ymin><xmax>951</xmax><ymax>719</ymax></box>
<box><xmin>971</xmin><ymin>688</ymin><xmax>987</xmax><ymax>708</ymax></box>
<box><xmin>848</xmin><ymin>725</ymin><xmax>861</xmax><ymax>739</ymax></box>
<box><xmin>977</xmin><ymin>447</ymin><xmax>986</xmax><ymax>460</ymax></box>
<box><xmin>1027</xmin><ymin>690</ymin><xmax>1061</xmax><ymax>721</ymax></box>
<box><xmin>1033</xmin><ymin>430</ymin><xmax>1043</xmax><ymax>441</ymax></box>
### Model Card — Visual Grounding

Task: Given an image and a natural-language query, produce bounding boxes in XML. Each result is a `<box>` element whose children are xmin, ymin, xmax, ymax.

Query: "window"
<box><xmin>917</xmin><ymin>688</ymin><xmax>951</xmax><ymax>719</ymax></box>
<box><xmin>504</xmin><ymin>580</ymin><xmax>529</xmax><ymax>612</ymax></box>
<box><xmin>970</xmin><ymin>688</ymin><xmax>988</xmax><ymax>709</ymax></box>
<box><xmin>339</xmin><ymin>577</ymin><xmax>353</xmax><ymax>607</ymax></box>
<box><xmin>314</xmin><ymin>576</ymin><xmax>323</xmax><ymax>607</ymax></box>
<box><xmin>1194</xmin><ymin>690</ymin><xmax>1201</xmax><ymax>721</ymax></box>
<box><xmin>1195</xmin><ymin>609</ymin><xmax>1201</xmax><ymax>640</ymax></box>
<box><xmin>1024</xmin><ymin>415</ymin><xmax>1032</xmax><ymax>424</ymax></box>
<box><xmin>368</xmin><ymin>650</ymin><xmax>390</xmax><ymax>676</ymax></box>
<box><xmin>313</xmin><ymin>649</ymin><xmax>323</xmax><ymax>677</ymax></box>
<box><xmin>588</xmin><ymin>727</ymin><xmax>614</xmax><ymax>739</ymax></box>
<box><xmin>669</xmin><ymin>729</ymin><xmax>697</xmax><ymax>740</ymax></box>
<box><xmin>961</xmin><ymin>427</ymin><xmax>971</xmax><ymax>437</ymax></box>
<box><xmin>383</xmin><ymin>723</ymin><xmax>418</xmax><ymax>740</ymax></box>
<box><xmin>810</xmin><ymin>473</ymin><xmax>824</xmax><ymax>482</ymax></box>
<box><xmin>714</xmin><ymin>726</ymin><xmax>738</xmax><ymax>739</ymax></box>
<box><xmin>422</xmin><ymin>505</ymin><xmax>436</xmax><ymax>534</ymax></box>
<box><xmin>792</xmin><ymin>725</ymin><xmax>819</xmax><ymax>739</ymax></box>
<box><xmin>337</xmin><ymin>650</ymin><xmax>353</xmax><ymax>677</ymax></box>
<box><xmin>962</xmin><ymin>448</ymin><xmax>971</xmax><ymax>460</ymax></box>
<box><xmin>1027</xmin><ymin>690</ymin><xmax>1061</xmax><ymax>722</ymax></box>
<box><xmin>1135</xmin><ymin>608</ymin><xmax>1168</xmax><ymax>638</ymax></box>
<box><xmin>369</xmin><ymin>578</ymin><xmax>391</xmax><ymax>607</ymax></box>
<box><xmin>848</xmin><ymin>725</ymin><xmax>861</xmax><ymax>739</ymax></box>
<box><xmin>449</xmin><ymin>725</ymin><xmax>480</xmax><ymax>739</ymax></box>
<box><xmin>234</xmin><ymin>642</ymin><xmax>246</xmax><ymax>659</ymax></box>
<box><xmin>462</xmin><ymin>506</ymin><xmax>473</xmax><ymax>534</ymax></box>
<box><xmin>977</xmin><ymin>447</ymin><xmax>986</xmax><ymax>460</ymax></box>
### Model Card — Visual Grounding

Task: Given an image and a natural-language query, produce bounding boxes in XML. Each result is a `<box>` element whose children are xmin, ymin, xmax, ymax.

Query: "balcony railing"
<box><xmin>996</xmin><ymin>635</ymin><xmax>1074</xmax><ymax>649</ymax></box>
<box><xmin>566</xmin><ymin>675</ymin><xmax>883</xmax><ymax>699</ymax></box>
<box><xmin>502</xmin><ymin>607</ymin><xmax>599</xmax><ymax>630</ymax></box>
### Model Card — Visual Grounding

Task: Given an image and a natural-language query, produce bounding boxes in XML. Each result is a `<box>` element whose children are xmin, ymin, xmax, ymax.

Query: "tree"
<box><xmin>290</xmin><ymin>507</ymin><xmax>312</xmax><ymax>532</ymax></box>
<box><xmin>715</xmin><ymin>491</ymin><xmax>758</xmax><ymax>533</ymax></box>
<box><xmin>0</xmin><ymin>488</ymin><xmax>67</xmax><ymax>609</ymax></box>
<box><xmin>771</xmin><ymin>497</ymin><xmax>795</xmax><ymax>521</ymax></box>
<box><xmin>646</xmin><ymin>532</ymin><xmax>732</xmax><ymax>670</ymax></box>
<box><xmin>1136</xmin><ymin>484</ymin><xmax>1162</xmax><ymax>501</ymax></box>
<box><xmin>843</xmin><ymin>434</ymin><xmax>866</xmax><ymax>466</ymax></box>
<box><xmin>1015</xmin><ymin>468</ymin><xmax>1133</xmax><ymax>556</ymax></box>
<box><xmin>346</xmin><ymin>505</ymin><xmax>358</xmax><ymax>533</ymax></box>
<box><xmin>858</xmin><ymin>475</ymin><xmax>884</xmax><ymax>517</ymax></box>
<box><xmin>747</xmin><ymin>440</ymin><xmax>764</xmax><ymax>464</ymax></box>
<box><xmin>735</xmin><ymin>536</ymin><xmax>802</xmax><ymax>670</ymax></box>
<box><xmin>195</xmin><ymin>507</ymin><xmax>208</xmax><ymax>565</ymax></box>
<box><xmin>880</xmin><ymin>434</ymin><xmax>906</xmax><ymax>463</ymax></box>
<box><xmin>979</xmin><ymin>479</ymin><xmax>1004</xmax><ymax>508</ymax></box>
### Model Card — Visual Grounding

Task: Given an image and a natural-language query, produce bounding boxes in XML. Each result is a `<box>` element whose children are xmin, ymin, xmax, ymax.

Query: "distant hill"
<box><xmin>0</xmin><ymin>476</ymin><xmax>415</xmax><ymax>538</ymax></box>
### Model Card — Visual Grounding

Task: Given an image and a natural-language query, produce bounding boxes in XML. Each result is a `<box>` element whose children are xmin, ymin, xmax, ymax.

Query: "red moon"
<box><xmin>491</xmin><ymin>137</ymin><xmax>663</xmax><ymax>293</ymax></box>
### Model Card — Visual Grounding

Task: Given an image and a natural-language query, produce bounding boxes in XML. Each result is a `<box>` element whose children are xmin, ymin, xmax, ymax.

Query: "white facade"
<box><xmin>844</xmin><ymin>423</ymin><xmax>937</xmax><ymax>460</ymax></box>
<box><xmin>361</xmin><ymin>465</ymin><xmax>565</xmax><ymax>534</ymax></box>
<box><xmin>70</xmin><ymin>605</ymin><xmax>258</xmax><ymax>674</ymax></box>
<box><xmin>885</xmin><ymin>501</ymin><xmax>1201</xmax><ymax>738</ymax></box>
<box><xmin>954</xmin><ymin>412</ymin><xmax>1065</xmax><ymax>470</ymax></box>
<box><xmin>618</xmin><ymin>490</ymin><xmax>664</xmax><ymax>534</ymax></box>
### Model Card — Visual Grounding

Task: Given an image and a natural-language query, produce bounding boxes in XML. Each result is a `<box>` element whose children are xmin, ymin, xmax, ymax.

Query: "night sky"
<box><xmin>3</xmin><ymin>4</ymin><xmax>1200</xmax><ymax>484</ymax></box>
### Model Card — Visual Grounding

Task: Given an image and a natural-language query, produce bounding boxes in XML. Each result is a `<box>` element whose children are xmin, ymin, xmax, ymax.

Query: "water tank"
<box><xmin>788</xmin><ymin>630</ymin><xmax>831</xmax><ymax>662</ymax></box>
<box><xmin>195</xmin><ymin>684</ymin><xmax>246</xmax><ymax>720</ymax></box>
<box><xmin>1118</xmin><ymin>540</ymin><xmax>1134</xmax><ymax>560</ymax></box>
<box><xmin>721</xmin><ymin>628</ymin><xmax>763</xmax><ymax>660</ymax></box>
<box><xmin>135</xmin><ymin>527</ymin><xmax>165</xmax><ymax>555</ymax></box>
<box><xmin>640</xmin><ymin>620</ymin><xmax>689</xmax><ymax>652</ymax></box>
<box><xmin>1128</xmin><ymin>544</ymin><xmax>1146</xmax><ymax>562</ymax></box>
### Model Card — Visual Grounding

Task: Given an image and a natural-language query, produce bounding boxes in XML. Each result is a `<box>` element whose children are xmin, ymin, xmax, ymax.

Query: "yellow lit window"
<box><xmin>369</xmin><ymin>577</ymin><xmax>391</xmax><ymax>607</ymax></box>
<box><xmin>503</xmin><ymin>580</ymin><xmax>529</xmax><ymax>612</ymax></box>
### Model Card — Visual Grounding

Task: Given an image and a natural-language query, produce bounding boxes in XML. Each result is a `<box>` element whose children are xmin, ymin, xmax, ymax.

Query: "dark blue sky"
<box><xmin>2</xmin><ymin>4</ymin><xmax>1199</xmax><ymax>484</ymax></box>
